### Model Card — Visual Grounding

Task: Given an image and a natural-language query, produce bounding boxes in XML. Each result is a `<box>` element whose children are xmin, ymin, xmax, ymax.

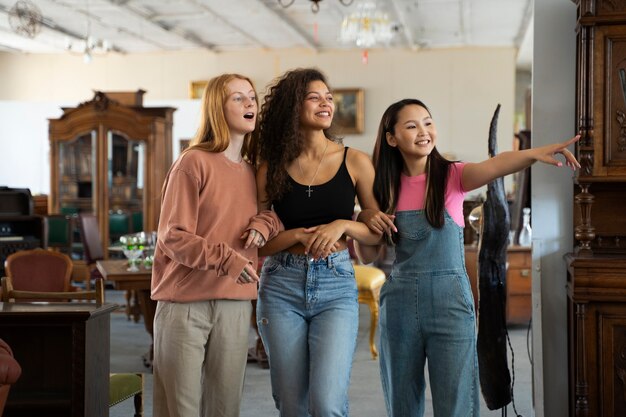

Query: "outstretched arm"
<box><xmin>462</xmin><ymin>134</ymin><xmax>580</xmax><ymax>192</ymax></box>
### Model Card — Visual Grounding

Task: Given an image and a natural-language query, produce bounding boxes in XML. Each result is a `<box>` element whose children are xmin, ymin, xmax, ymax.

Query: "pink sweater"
<box><xmin>151</xmin><ymin>149</ymin><xmax>282</xmax><ymax>302</ymax></box>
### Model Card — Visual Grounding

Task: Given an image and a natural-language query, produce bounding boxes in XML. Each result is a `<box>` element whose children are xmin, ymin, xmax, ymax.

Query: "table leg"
<box><xmin>136</xmin><ymin>289</ymin><xmax>156</xmax><ymax>368</ymax></box>
<box><xmin>125</xmin><ymin>290</ymin><xmax>141</xmax><ymax>322</ymax></box>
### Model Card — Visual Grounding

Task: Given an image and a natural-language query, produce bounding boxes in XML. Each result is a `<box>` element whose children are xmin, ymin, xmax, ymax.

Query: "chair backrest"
<box><xmin>78</xmin><ymin>213</ymin><xmax>104</xmax><ymax>264</ymax></box>
<box><xmin>5</xmin><ymin>249</ymin><xmax>73</xmax><ymax>292</ymax></box>
<box><xmin>109</xmin><ymin>211</ymin><xmax>130</xmax><ymax>243</ymax></box>
<box><xmin>1</xmin><ymin>275</ymin><xmax>104</xmax><ymax>305</ymax></box>
<box><xmin>45</xmin><ymin>214</ymin><xmax>74</xmax><ymax>254</ymax></box>
<box><xmin>130</xmin><ymin>211</ymin><xmax>143</xmax><ymax>233</ymax></box>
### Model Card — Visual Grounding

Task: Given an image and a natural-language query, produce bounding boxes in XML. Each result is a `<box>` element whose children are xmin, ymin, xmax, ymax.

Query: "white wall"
<box><xmin>532</xmin><ymin>1</ymin><xmax>577</xmax><ymax>415</ymax></box>
<box><xmin>0</xmin><ymin>48</ymin><xmax>516</xmax><ymax>196</ymax></box>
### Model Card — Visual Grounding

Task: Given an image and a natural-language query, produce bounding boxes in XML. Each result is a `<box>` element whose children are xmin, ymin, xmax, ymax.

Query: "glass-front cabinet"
<box><xmin>49</xmin><ymin>91</ymin><xmax>175</xmax><ymax>252</ymax></box>
<box><xmin>57</xmin><ymin>131</ymin><xmax>97</xmax><ymax>214</ymax></box>
<box><xmin>107</xmin><ymin>131</ymin><xmax>145</xmax><ymax>213</ymax></box>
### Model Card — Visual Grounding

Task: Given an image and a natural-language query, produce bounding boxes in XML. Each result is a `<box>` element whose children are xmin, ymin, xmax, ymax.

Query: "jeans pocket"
<box><xmin>331</xmin><ymin>261</ymin><xmax>354</xmax><ymax>278</ymax></box>
<box><xmin>262</xmin><ymin>257</ymin><xmax>283</xmax><ymax>275</ymax></box>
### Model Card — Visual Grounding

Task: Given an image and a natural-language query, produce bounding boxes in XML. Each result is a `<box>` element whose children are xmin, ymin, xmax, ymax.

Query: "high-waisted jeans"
<box><xmin>257</xmin><ymin>249</ymin><xmax>359</xmax><ymax>417</ymax></box>
<box><xmin>379</xmin><ymin>210</ymin><xmax>479</xmax><ymax>417</ymax></box>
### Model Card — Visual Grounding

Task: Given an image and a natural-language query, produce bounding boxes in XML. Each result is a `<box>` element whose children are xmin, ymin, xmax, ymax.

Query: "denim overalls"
<box><xmin>257</xmin><ymin>249</ymin><xmax>359</xmax><ymax>417</ymax></box>
<box><xmin>379</xmin><ymin>210</ymin><xmax>479</xmax><ymax>417</ymax></box>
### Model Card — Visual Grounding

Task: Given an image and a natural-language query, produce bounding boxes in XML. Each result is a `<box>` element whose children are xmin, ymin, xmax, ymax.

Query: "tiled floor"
<box><xmin>108</xmin><ymin>290</ymin><xmax>533</xmax><ymax>417</ymax></box>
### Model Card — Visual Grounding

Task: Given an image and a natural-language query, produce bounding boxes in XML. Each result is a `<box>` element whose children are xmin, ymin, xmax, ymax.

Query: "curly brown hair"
<box><xmin>257</xmin><ymin>68</ymin><xmax>338</xmax><ymax>203</ymax></box>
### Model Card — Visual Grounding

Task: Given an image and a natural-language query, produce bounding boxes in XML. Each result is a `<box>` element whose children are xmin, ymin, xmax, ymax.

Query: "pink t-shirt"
<box><xmin>396</xmin><ymin>162</ymin><xmax>467</xmax><ymax>227</ymax></box>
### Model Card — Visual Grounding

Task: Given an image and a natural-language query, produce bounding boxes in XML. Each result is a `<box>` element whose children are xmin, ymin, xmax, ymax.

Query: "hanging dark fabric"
<box><xmin>476</xmin><ymin>104</ymin><xmax>513</xmax><ymax>410</ymax></box>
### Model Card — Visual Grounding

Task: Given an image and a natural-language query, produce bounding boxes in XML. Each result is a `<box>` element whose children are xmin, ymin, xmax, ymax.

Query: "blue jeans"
<box><xmin>257</xmin><ymin>250</ymin><xmax>359</xmax><ymax>417</ymax></box>
<box><xmin>379</xmin><ymin>210</ymin><xmax>479</xmax><ymax>417</ymax></box>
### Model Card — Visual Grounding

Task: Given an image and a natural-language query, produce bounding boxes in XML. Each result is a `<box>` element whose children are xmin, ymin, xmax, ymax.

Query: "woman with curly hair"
<box><xmin>151</xmin><ymin>73</ymin><xmax>282</xmax><ymax>417</ymax></box>
<box><xmin>255</xmin><ymin>67</ymin><xmax>394</xmax><ymax>417</ymax></box>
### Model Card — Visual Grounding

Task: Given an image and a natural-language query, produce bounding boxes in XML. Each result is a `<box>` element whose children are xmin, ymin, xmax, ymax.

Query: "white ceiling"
<box><xmin>0</xmin><ymin>0</ymin><xmax>533</xmax><ymax>69</ymax></box>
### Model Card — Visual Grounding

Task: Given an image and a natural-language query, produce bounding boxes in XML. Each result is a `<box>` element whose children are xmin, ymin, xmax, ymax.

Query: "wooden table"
<box><xmin>0</xmin><ymin>302</ymin><xmax>116</xmax><ymax>416</ymax></box>
<box><xmin>96</xmin><ymin>259</ymin><xmax>156</xmax><ymax>367</ymax></box>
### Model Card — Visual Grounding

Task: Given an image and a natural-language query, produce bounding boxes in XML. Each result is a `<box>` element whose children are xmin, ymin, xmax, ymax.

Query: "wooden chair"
<box><xmin>1</xmin><ymin>275</ymin><xmax>104</xmax><ymax>305</ymax></box>
<box><xmin>354</xmin><ymin>264</ymin><xmax>386</xmax><ymax>359</ymax></box>
<box><xmin>5</xmin><ymin>249</ymin><xmax>74</xmax><ymax>293</ymax></box>
<box><xmin>109</xmin><ymin>211</ymin><xmax>131</xmax><ymax>243</ymax></box>
<box><xmin>45</xmin><ymin>214</ymin><xmax>74</xmax><ymax>256</ymax></box>
<box><xmin>346</xmin><ymin>237</ymin><xmax>386</xmax><ymax>359</ymax></box>
<box><xmin>77</xmin><ymin>213</ymin><xmax>105</xmax><ymax>290</ymax></box>
<box><xmin>79</xmin><ymin>213</ymin><xmax>139</xmax><ymax>321</ymax></box>
<box><xmin>0</xmin><ymin>277</ymin><xmax>143</xmax><ymax>416</ymax></box>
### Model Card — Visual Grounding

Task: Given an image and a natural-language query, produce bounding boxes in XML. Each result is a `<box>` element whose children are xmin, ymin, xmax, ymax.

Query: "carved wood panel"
<box><xmin>600</xmin><ymin>312</ymin><xmax>626</xmax><ymax>417</ymax></box>
<box><xmin>598</xmin><ymin>0</ymin><xmax>626</xmax><ymax>14</ymax></box>
<box><xmin>593</xmin><ymin>26</ymin><xmax>626</xmax><ymax>177</ymax></box>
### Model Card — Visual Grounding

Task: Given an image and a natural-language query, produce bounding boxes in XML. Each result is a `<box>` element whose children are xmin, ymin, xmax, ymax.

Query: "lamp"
<box><xmin>340</xmin><ymin>2</ymin><xmax>394</xmax><ymax>49</ymax></box>
<box><xmin>64</xmin><ymin>0</ymin><xmax>111</xmax><ymax>63</ymax></box>
<box><xmin>65</xmin><ymin>35</ymin><xmax>111</xmax><ymax>64</ymax></box>
<box><xmin>278</xmin><ymin>0</ymin><xmax>354</xmax><ymax>14</ymax></box>
<box><xmin>339</xmin><ymin>1</ymin><xmax>395</xmax><ymax>63</ymax></box>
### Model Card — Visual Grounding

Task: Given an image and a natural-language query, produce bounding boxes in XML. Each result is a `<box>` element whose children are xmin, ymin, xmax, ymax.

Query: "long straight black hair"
<box><xmin>372</xmin><ymin>99</ymin><xmax>454</xmax><ymax>241</ymax></box>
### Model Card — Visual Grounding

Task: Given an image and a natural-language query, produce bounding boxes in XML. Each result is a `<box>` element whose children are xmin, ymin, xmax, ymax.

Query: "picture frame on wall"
<box><xmin>179</xmin><ymin>139</ymin><xmax>191</xmax><ymax>153</ymax></box>
<box><xmin>332</xmin><ymin>88</ymin><xmax>364</xmax><ymax>134</ymax></box>
<box><xmin>189</xmin><ymin>81</ymin><xmax>208</xmax><ymax>99</ymax></box>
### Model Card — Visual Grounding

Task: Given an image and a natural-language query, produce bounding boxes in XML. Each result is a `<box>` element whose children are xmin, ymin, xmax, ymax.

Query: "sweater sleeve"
<box><xmin>157</xmin><ymin>167</ymin><xmax>251</xmax><ymax>278</ymax></box>
<box><xmin>246</xmin><ymin>210</ymin><xmax>284</xmax><ymax>241</ymax></box>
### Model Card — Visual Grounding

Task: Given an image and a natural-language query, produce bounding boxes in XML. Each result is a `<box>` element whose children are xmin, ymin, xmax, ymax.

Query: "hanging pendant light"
<box><xmin>278</xmin><ymin>0</ymin><xmax>354</xmax><ymax>14</ymax></box>
<box><xmin>339</xmin><ymin>1</ymin><xmax>394</xmax><ymax>49</ymax></box>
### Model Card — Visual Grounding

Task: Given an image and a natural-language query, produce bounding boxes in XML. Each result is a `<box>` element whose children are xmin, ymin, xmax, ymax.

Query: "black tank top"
<box><xmin>273</xmin><ymin>147</ymin><xmax>356</xmax><ymax>230</ymax></box>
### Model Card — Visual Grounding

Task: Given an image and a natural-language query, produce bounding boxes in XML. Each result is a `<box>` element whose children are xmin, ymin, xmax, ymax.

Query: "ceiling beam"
<box><xmin>104</xmin><ymin>0</ymin><xmax>217</xmax><ymax>51</ymax></box>
<box><xmin>0</xmin><ymin>2</ymin><xmax>126</xmax><ymax>52</ymax></box>
<box><xmin>389</xmin><ymin>0</ymin><xmax>417</xmax><ymax>50</ymax></box>
<box><xmin>256</xmin><ymin>0</ymin><xmax>318</xmax><ymax>51</ymax></box>
<box><xmin>514</xmin><ymin>0</ymin><xmax>533</xmax><ymax>49</ymax></box>
<box><xmin>460</xmin><ymin>0</ymin><xmax>471</xmax><ymax>45</ymax></box>
<box><xmin>182</xmin><ymin>0</ymin><xmax>270</xmax><ymax>49</ymax></box>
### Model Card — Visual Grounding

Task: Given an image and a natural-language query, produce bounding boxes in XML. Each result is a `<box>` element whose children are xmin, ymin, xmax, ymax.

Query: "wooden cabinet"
<box><xmin>0</xmin><ymin>302</ymin><xmax>116</xmax><ymax>417</ymax></box>
<box><xmin>48</xmin><ymin>91</ymin><xmax>175</xmax><ymax>251</ymax></box>
<box><xmin>568</xmin><ymin>1</ymin><xmax>626</xmax><ymax>416</ymax></box>
<box><xmin>566</xmin><ymin>255</ymin><xmax>626</xmax><ymax>417</ymax></box>
<box><xmin>464</xmin><ymin>245</ymin><xmax>532</xmax><ymax>325</ymax></box>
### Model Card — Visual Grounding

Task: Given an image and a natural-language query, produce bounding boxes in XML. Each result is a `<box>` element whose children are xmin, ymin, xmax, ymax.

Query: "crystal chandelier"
<box><xmin>279</xmin><ymin>0</ymin><xmax>354</xmax><ymax>14</ymax></box>
<box><xmin>339</xmin><ymin>1</ymin><xmax>394</xmax><ymax>49</ymax></box>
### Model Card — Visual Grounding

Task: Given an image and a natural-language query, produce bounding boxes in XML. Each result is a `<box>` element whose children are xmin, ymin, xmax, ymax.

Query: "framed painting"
<box><xmin>179</xmin><ymin>139</ymin><xmax>191</xmax><ymax>153</ymax></box>
<box><xmin>189</xmin><ymin>81</ymin><xmax>208</xmax><ymax>99</ymax></box>
<box><xmin>333</xmin><ymin>88</ymin><xmax>364</xmax><ymax>134</ymax></box>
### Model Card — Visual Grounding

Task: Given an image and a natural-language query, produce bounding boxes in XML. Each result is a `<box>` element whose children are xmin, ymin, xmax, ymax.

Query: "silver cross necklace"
<box><xmin>296</xmin><ymin>140</ymin><xmax>329</xmax><ymax>197</ymax></box>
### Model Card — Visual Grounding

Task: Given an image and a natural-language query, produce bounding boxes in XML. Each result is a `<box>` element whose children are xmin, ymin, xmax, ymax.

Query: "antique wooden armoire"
<box><xmin>566</xmin><ymin>1</ymin><xmax>626</xmax><ymax>416</ymax></box>
<box><xmin>48</xmin><ymin>91</ymin><xmax>175</xmax><ymax>251</ymax></box>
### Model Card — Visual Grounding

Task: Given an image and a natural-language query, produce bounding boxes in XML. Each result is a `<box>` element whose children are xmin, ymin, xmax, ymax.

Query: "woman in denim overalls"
<box><xmin>357</xmin><ymin>99</ymin><xmax>580</xmax><ymax>416</ymax></box>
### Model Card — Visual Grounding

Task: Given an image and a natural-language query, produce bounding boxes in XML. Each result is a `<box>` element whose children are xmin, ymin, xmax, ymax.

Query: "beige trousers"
<box><xmin>152</xmin><ymin>299</ymin><xmax>252</xmax><ymax>417</ymax></box>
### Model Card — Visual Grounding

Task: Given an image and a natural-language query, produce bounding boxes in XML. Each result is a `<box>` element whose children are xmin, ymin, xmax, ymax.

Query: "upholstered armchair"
<box><xmin>5</xmin><ymin>249</ymin><xmax>74</xmax><ymax>293</ymax></box>
<box><xmin>0</xmin><ymin>339</ymin><xmax>21</xmax><ymax>417</ymax></box>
